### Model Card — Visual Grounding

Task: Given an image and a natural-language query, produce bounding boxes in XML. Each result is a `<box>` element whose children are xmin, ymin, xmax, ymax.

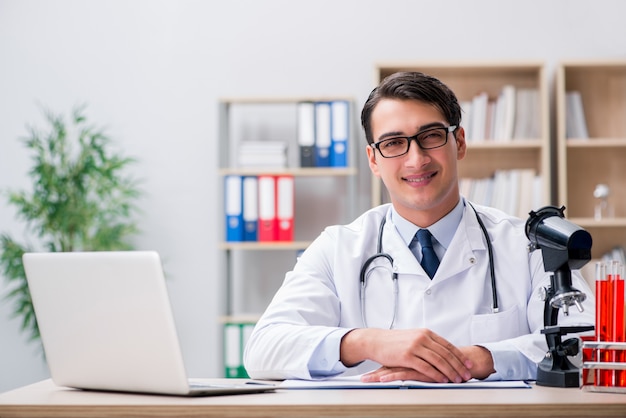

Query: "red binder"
<box><xmin>276</xmin><ymin>175</ymin><xmax>294</xmax><ymax>241</ymax></box>
<box><xmin>258</xmin><ymin>175</ymin><xmax>277</xmax><ymax>241</ymax></box>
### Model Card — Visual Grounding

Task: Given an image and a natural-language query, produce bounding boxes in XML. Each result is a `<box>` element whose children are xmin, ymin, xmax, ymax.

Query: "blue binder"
<box><xmin>242</xmin><ymin>176</ymin><xmax>258</xmax><ymax>241</ymax></box>
<box><xmin>330</xmin><ymin>100</ymin><xmax>349</xmax><ymax>167</ymax></box>
<box><xmin>224</xmin><ymin>175</ymin><xmax>244</xmax><ymax>242</ymax></box>
<box><xmin>314</xmin><ymin>102</ymin><xmax>331</xmax><ymax>167</ymax></box>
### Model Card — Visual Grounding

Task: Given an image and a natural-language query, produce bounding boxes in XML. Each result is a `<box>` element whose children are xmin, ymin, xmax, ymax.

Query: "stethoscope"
<box><xmin>359</xmin><ymin>202</ymin><xmax>499</xmax><ymax>329</ymax></box>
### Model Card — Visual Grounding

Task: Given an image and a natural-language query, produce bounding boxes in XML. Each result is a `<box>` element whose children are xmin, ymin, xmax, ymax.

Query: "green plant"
<box><xmin>0</xmin><ymin>105</ymin><xmax>141</xmax><ymax>344</ymax></box>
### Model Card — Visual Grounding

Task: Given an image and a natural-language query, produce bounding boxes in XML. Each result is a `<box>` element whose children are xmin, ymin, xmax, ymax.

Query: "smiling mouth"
<box><xmin>404</xmin><ymin>172</ymin><xmax>436</xmax><ymax>183</ymax></box>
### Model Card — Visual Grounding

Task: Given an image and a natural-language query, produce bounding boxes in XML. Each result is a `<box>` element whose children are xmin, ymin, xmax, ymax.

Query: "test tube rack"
<box><xmin>582</xmin><ymin>341</ymin><xmax>626</xmax><ymax>393</ymax></box>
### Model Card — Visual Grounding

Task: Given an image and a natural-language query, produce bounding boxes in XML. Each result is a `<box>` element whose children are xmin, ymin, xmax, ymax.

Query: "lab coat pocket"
<box><xmin>470</xmin><ymin>305</ymin><xmax>520</xmax><ymax>344</ymax></box>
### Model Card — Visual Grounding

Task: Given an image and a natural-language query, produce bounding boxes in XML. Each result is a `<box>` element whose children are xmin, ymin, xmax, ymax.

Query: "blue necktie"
<box><xmin>416</xmin><ymin>229</ymin><xmax>440</xmax><ymax>279</ymax></box>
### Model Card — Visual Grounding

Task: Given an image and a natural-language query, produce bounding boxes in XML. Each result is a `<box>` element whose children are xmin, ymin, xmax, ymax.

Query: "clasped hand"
<box><xmin>340</xmin><ymin>328</ymin><xmax>495</xmax><ymax>384</ymax></box>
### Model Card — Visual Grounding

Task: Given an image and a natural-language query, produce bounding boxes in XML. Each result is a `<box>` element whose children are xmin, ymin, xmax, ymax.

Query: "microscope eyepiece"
<box><xmin>525</xmin><ymin>205</ymin><xmax>592</xmax><ymax>271</ymax></box>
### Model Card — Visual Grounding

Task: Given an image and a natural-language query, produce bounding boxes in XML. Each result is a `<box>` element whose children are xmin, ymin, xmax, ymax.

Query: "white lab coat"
<box><xmin>244</xmin><ymin>202</ymin><xmax>595</xmax><ymax>380</ymax></box>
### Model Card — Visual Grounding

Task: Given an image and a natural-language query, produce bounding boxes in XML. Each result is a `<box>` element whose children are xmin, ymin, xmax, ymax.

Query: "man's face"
<box><xmin>366</xmin><ymin>98</ymin><xmax>467</xmax><ymax>227</ymax></box>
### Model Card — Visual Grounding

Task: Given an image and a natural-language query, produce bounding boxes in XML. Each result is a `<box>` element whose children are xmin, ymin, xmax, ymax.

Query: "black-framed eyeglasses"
<box><xmin>371</xmin><ymin>125</ymin><xmax>457</xmax><ymax>158</ymax></box>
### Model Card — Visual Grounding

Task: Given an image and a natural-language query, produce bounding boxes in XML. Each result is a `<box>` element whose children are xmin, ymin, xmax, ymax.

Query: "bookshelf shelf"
<box><xmin>371</xmin><ymin>62</ymin><xmax>551</xmax><ymax>214</ymax></box>
<box><xmin>218</xmin><ymin>96</ymin><xmax>354</xmax><ymax>105</ymax></box>
<box><xmin>218</xmin><ymin>241</ymin><xmax>312</xmax><ymax>251</ymax></box>
<box><xmin>219</xmin><ymin>314</ymin><xmax>261</xmax><ymax>324</ymax></box>
<box><xmin>218</xmin><ymin>167</ymin><xmax>357</xmax><ymax>177</ymax></box>
<box><xmin>464</xmin><ymin>140</ymin><xmax>543</xmax><ymax>149</ymax></box>
<box><xmin>571</xmin><ymin>218</ymin><xmax>626</xmax><ymax>228</ymax></box>
<box><xmin>556</xmin><ymin>60</ymin><xmax>626</xmax><ymax>260</ymax></box>
<box><xmin>566</xmin><ymin>138</ymin><xmax>626</xmax><ymax>148</ymax></box>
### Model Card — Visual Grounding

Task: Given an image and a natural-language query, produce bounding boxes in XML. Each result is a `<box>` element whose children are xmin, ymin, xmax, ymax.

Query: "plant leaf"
<box><xmin>0</xmin><ymin>105</ymin><xmax>142</xmax><ymax>349</ymax></box>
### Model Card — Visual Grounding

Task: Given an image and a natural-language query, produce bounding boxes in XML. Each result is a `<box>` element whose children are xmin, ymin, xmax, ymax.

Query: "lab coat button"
<box><xmin>425</xmin><ymin>289</ymin><xmax>432</xmax><ymax>295</ymax></box>
<box><xmin>469</xmin><ymin>257</ymin><xmax>476</xmax><ymax>264</ymax></box>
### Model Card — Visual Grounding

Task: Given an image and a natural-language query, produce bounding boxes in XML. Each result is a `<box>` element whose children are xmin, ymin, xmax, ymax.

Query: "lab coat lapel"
<box><xmin>379</xmin><ymin>204</ymin><xmax>490</xmax><ymax>279</ymax></box>
<box><xmin>434</xmin><ymin>204</ymin><xmax>488</xmax><ymax>282</ymax></box>
<box><xmin>380</xmin><ymin>215</ymin><xmax>423</xmax><ymax>274</ymax></box>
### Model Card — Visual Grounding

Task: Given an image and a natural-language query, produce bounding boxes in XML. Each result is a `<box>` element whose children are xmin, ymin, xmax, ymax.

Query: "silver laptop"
<box><xmin>22</xmin><ymin>250</ymin><xmax>275</xmax><ymax>396</ymax></box>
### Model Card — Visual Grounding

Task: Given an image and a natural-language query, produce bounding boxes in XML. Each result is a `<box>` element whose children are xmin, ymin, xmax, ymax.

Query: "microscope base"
<box><xmin>537</xmin><ymin>325</ymin><xmax>594</xmax><ymax>387</ymax></box>
<box><xmin>536</xmin><ymin>362</ymin><xmax>580</xmax><ymax>388</ymax></box>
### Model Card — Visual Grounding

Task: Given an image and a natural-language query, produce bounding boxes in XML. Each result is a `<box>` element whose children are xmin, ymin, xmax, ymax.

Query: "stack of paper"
<box><xmin>238</xmin><ymin>141</ymin><xmax>288</xmax><ymax>169</ymax></box>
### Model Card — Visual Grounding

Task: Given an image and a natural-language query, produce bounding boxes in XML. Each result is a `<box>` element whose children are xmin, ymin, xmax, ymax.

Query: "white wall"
<box><xmin>1</xmin><ymin>0</ymin><xmax>624</xmax><ymax>393</ymax></box>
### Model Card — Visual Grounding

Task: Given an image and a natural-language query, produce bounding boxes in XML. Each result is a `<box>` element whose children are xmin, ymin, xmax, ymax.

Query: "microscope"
<box><xmin>525</xmin><ymin>206</ymin><xmax>594</xmax><ymax>387</ymax></box>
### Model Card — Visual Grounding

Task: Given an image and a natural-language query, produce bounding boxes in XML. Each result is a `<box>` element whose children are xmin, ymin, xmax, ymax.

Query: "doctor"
<box><xmin>244</xmin><ymin>71</ymin><xmax>595</xmax><ymax>383</ymax></box>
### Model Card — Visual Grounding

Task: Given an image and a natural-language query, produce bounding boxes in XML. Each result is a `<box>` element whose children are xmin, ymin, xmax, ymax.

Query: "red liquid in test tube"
<box><xmin>596</xmin><ymin>262</ymin><xmax>613</xmax><ymax>386</ymax></box>
<box><xmin>611</xmin><ymin>261</ymin><xmax>625</xmax><ymax>387</ymax></box>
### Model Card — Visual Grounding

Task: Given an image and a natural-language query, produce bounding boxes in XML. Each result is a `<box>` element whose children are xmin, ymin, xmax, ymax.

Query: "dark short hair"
<box><xmin>361</xmin><ymin>71</ymin><xmax>462</xmax><ymax>144</ymax></box>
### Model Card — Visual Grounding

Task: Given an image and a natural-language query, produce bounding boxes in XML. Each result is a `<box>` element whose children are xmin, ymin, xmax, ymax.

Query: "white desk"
<box><xmin>1</xmin><ymin>379</ymin><xmax>626</xmax><ymax>417</ymax></box>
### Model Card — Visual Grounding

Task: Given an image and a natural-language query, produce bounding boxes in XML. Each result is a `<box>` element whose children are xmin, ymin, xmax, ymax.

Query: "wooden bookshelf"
<box><xmin>556</xmin><ymin>60</ymin><xmax>626</xmax><ymax>257</ymax></box>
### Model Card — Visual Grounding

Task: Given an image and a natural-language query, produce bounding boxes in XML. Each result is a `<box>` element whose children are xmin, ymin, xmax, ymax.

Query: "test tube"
<box><xmin>596</xmin><ymin>261</ymin><xmax>613</xmax><ymax>386</ymax></box>
<box><xmin>610</xmin><ymin>261</ymin><xmax>625</xmax><ymax>387</ymax></box>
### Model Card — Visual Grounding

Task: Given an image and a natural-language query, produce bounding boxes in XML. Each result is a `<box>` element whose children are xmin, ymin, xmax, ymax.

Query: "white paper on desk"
<box><xmin>280</xmin><ymin>376</ymin><xmax>531</xmax><ymax>389</ymax></box>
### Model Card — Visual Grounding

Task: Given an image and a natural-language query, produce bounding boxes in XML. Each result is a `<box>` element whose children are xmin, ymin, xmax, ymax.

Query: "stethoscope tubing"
<box><xmin>467</xmin><ymin>202</ymin><xmax>499</xmax><ymax>313</ymax></box>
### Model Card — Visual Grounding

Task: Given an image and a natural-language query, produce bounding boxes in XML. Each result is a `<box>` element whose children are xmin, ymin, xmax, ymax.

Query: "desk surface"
<box><xmin>1</xmin><ymin>379</ymin><xmax>626</xmax><ymax>418</ymax></box>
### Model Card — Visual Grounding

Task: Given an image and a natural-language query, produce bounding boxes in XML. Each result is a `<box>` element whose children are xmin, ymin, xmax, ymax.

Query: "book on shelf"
<box><xmin>497</xmin><ymin>84</ymin><xmax>517</xmax><ymax>142</ymax></box>
<box><xmin>512</xmin><ymin>88</ymin><xmax>540</xmax><ymax>140</ymax></box>
<box><xmin>565</xmin><ymin>91</ymin><xmax>589</xmax><ymax>139</ymax></box>
<box><xmin>506</xmin><ymin>169</ymin><xmax>521</xmax><ymax>217</ymax></box>
<box><xmin>462</xmin><ymin>85</ymin><xmax>525</xmax><ymax>142</ymax></box>
<box><xmin>460</xmin><ymin>100</ymin><xmax>472</xmax><ymax>140</ymax></box>
<box><xmin>489</xmin><ymin>170</ymin><xmax>509</xmax><ymax>214</ymax></box>
<box><xmin>461</xmin><ymin>85</ymin><xmax>539</xmax><ymax>142</ymax></box>
<box><xmin>460</xmin><ymin>168</ymin><xmax>541</xmax><ymax>219</ymax></box>
<box><xmin>517</xmin><ymin>169</ymin><xmax>536</xmax><ymax>218</ymax></box>
<box><xmin>469</xmin><ymin>91</ymin><xmax>488</xmax><ymax>142</ymax></box>
<box><xmin>485</xmin><ymin>100</ymin><xmax>497</xmax><ymax>142</ymax></box>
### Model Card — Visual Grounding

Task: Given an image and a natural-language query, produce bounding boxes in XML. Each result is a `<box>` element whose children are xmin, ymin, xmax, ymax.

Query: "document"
<box><xmin>279</xmin><ymin>375</ymin><xmax>531</xmax><ymax>389</ymax></box>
